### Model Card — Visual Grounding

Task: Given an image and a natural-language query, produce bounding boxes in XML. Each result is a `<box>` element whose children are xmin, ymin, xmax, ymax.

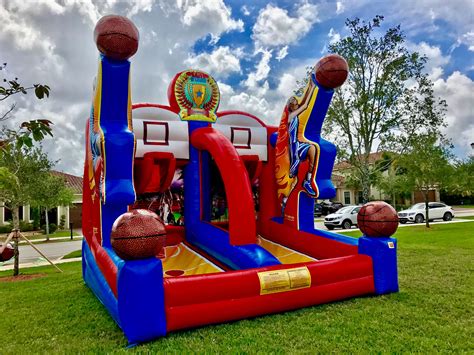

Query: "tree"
<box><xmin>324</xmin><ymin>15</ymin><xmax>446</xmax><ymax>202</ymax></box>
<box><xmin>0</xmin><ymin>63</ymin><xmax>53</xmax><ymax>148</ymax></box>
<box><xmin>398</xmin><ymin>134</ymin><xmax>454</xmax><ymax>228</ymax></box>
<box><xmin>449</xmin><ymin>156</ymin><xmax>474</xmax><ymax>199</ymax></box>
<box><xmin>0</xmin><ymin>145</ymin><xmax>53</xmax><ymax>275</ymax></box>
<box><xmin>0</xmin><ymin>62</ymin><xmax>55</xmax><ymax>276</ymax></box>
<box><xmin>373</xmin><ymin>153</ymin><xmax>411</xmax><ymax>206</ymax></box>
<box><xmin>31</xmin><ymin>173</ymin><xmax>74</xmax><ymax>241</ymax></box>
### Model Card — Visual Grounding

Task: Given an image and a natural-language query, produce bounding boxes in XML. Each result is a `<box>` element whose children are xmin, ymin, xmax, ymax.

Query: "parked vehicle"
<box><xmin>398</xmin><ymin>202</ymin><xmax>454</xmax><ymax>224</ymax></box>
<box><xmin>324</xmin><ymin>205</ymin><xmax>361</xmax><ymax>230</ymax></box>
<box><xmin>314</xmin><ymin>203</ymin><xmax>323</xmax><ymax>217</ymax></box>
<box><xmin>320</xmin><ymin>201</ymin><xmax>344</xmax><ymax>216</ymax></box>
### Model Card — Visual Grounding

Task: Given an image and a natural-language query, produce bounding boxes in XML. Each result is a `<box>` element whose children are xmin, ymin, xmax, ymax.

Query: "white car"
<box><xmin>324</xmin><ymin>205</ymin><xmax>361</xmax><ymax>230</ymax></box>
<box><xmin>398</xmin><ymin>202</ymin><xmax>454</xmax><ymax>224</ymax></box>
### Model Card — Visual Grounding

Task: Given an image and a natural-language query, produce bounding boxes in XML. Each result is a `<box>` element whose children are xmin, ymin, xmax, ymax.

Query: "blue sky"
<box><xmin>0</xmin><ymin>0</ymin><xmax>472</xmax><ymax>175</ymax></box>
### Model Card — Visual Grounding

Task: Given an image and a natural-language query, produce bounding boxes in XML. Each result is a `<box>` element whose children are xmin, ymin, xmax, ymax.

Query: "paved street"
<box><xmin>315</xmin><ymin>207</ymin><xmax>474</xmax><ymax>232</ymax></box>
<box><xmin>1</xmin><ymin>240</ymin><xmax>82</xmax><ymax>266</ymax></box>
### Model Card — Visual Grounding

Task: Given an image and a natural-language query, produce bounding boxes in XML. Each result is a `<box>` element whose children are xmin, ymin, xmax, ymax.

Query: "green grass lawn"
<box><xmin>453</xmin><ymin>204</ymin><xmax>474</xmax><ymax>209</ymax></box>
<box><xmin>0</xmin><ymin>222</ymin><xmax>473</xmax><ymax>353</ymax></box>
<box><xmin>62</xmin><ymin>249</ymin><xmax>82</xmax><ymax>259</ymax></box>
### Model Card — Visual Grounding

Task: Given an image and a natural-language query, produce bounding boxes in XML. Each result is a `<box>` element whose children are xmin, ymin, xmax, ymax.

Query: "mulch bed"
<box><xmin>0</xmin><ymin>273</ymin><xmax>47</xmax><ymax>282</ymax></box>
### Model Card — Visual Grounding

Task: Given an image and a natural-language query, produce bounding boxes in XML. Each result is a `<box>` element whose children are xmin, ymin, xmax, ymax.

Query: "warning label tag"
<box><xmin>258</xmin><ymin>266</ymin><xmax>311</xmax><ymax>295</ymax></box>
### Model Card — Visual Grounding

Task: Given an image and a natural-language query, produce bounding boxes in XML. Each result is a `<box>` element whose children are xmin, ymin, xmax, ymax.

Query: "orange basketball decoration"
<box><xmin>94</xmin><ymin>15</ymin><xmax>139</xmax><ymax>60</ymax></box>
<box><xmin>111</xmin><ymin>209</ymin><xmax>166</xmax><ymax>260</ymax></box>
<box><xmin>0</xmin><ymin>243</ymin><xmax>14</xmax><ymax>262</ymax></box>
<box><xmin>315</xmin><ymin>54</ymin><xmax>349</xmax><ymax>89</ymax></box>
<box><xmin>357</xmin><ymin>201</ymin><xmax>399</xmax><ymax>237</ymax></box>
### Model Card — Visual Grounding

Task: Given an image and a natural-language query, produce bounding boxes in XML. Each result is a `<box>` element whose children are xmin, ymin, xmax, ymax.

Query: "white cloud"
<box><xmin>275</xmin><ymin>46</ymin><xmax>289</xmax><ymax>61</ymax></box>
<box><xmin>252</xmin><ymin>3</ymin><xmax>319</xmax><ymax>48</ymax></box>
<box><xmin>328</xmin><ymin>28</ymin><xmax>340</xmax><ymax>44</ymax></box>
<box><xmin>243</xmin><ymin>49</ymin><xmax>273</xmax><ymax>92</ymax></box>
<box><xmin>176</xmin><ymin>0</ymin><xmax>244</xmax><ymax>39</ymax></box>
<box><xmin>241</xmin><ymin>5</ymin><xmax>250</xmax><ymax>16</ymax></box>
<box><xmin>460</xmin><ymin>31</ymin><xmax>474</xmax><ymax>51</ymax></box>
<box><xmin>185</xmin><ymin>46</ymin><xmax>242</xmax><ymax>78</ymax></box>
<box><xmin>433</xmin><ymin>71</ymin><xmax>474</xmax><ymax>157</ymax></box>
<box><xmin>408</xmin><ymin>41</ymin><xmax>450</xmax><ymax>80</ymax></box>
<box><xmin>336</xmin><ymin>1</ymin><xmax>345</xmax><ymax>14</ymax></box>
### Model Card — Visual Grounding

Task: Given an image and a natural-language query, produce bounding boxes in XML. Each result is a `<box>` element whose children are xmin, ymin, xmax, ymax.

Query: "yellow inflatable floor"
<box><xmin>162</xmin><ymin>237</ymin><xmax>315</xmax><ymax>277</ymax></box>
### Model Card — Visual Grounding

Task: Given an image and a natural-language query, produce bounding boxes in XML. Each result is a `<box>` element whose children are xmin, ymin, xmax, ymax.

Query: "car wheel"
<box><xmin>400</xmin><ymin>220</ymin><xmax>407</xmax><ymax>224</ymax></box>
<box><xmin>415</xmin><ymin>214</ymin><xmax>424</xmax><ymax>223</ymax></box>
<box><xmin>326</xmin><ymin>226</ymin><xmax>334</xmax><ymax>230</ymax></box>
<box><xmin>443</xmin><ymin>212</ymin><xmax>453</xmax><ymax>221</ymax></box>
<box><xmin>342</xmin><ymin>220</ymin><xmax>352</xmax><ymax>229</ymax></box>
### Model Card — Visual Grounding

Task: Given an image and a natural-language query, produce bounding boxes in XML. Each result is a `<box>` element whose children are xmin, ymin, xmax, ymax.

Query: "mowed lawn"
<box><xmin>0</xmin><ymin>222</ymin><xmax>472</xmax><ymax>353</ymax></box>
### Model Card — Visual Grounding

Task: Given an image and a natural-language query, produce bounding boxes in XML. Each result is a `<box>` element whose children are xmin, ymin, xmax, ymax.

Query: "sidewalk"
<box><xmin>0</xmin><ymin>256</ymin><xmax>82</xmax><ymax>271</ymax></box>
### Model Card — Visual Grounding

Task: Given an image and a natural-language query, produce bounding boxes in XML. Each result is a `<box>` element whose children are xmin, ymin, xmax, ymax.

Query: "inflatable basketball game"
<box><xmin>82</xmin><ymin>16</ymin><xmax>399</xmax><ymax>344</ymax></box>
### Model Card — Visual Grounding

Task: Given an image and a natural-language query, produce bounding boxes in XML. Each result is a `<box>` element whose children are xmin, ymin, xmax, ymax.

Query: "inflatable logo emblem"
<box><xmin>174</xmin><ymin>70</ymin><xmax>220</xmax><ymax>122</ymax></box>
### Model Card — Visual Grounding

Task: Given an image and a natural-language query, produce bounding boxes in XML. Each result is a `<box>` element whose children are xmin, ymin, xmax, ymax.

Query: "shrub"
<box><xmin>31</xmin><ymin>207</ymin><xmax>40</xmax><ymax>230</ymax></box>
<box><xmin>49</xmin><ymin>223</ymin><xmax>57</xmax><ymax>233</ymax></box>
<box><xmin>0</xmin><ymin>224</ymin><xmax>12</xmax><ymax>234</ymax></box>
<box><xmin>42</xmin><ymin>223</ymin><xmax>58</xmax><ymax>234</ymax></box>
<box><xmin>59</xmin><ymin>215</ymin><xmax>66</xmax><ymax>230</ymax></box>
<box><xmin>19</xmin><ymin>220</ymin><xmax>34</xmax><ymax>232</ymax></box>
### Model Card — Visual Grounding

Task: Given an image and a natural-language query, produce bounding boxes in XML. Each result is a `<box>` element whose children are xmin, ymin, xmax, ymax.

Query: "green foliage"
<box><xmin>323</xmin><ymin>16</ymin><xmax>446</xmax><ymax>202</ymax></box>
<box><xmin>450</xmin><ymin>156</ymin><xmax>474</xmax><ymax>197</ymax></box>
<box><xmin>42</xmin><ymin>223</ymin><xmax>57</xmax><ymax>234</ymax></box>
<box><xmin>0</xmin><ymin>223</ymin><xmax>12</xmax><ymax>233</ymax></box>
<box><xmin>0</xmin><ymin>144</ymin><xmax>54</xmax><ymax>230</ymax></box>
<box><xmin>59</xmin><ymin>214</ymin><xmax>66</xmax><ymax>230</ymax></box>
<box><xmin>398</xmin><ymin>134</ymin><xmax>454</xmax><ymax>226</ymax></box>
<box><xmin>31</xmin><ymin>206</ymin><xmax>41</xmax><ymax>230</ymax></box>
<box><xmin>31</xmin><ymin>174</ymin><xmax>75</xmax><ymax>210</ymax></box>
<box><xmin>0</xmin><ymin>62</ymin><xmax>53</xmax><ymax>149</ymax></box>
<box><xmin>19</xmin><ymin>220</ymin><xmax>34</xmax><ymax>232</ymax></box>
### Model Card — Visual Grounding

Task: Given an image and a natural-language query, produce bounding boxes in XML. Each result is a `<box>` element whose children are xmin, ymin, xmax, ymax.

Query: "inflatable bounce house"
<box><xmin>82</xmin><ymin>16</ymin><xmax>399</xmax><ymax>344</ymax></box>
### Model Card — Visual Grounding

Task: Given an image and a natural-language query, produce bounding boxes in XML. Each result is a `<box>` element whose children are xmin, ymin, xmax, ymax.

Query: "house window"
<box><xmin>344</xmin><ymin>191</ymin><xmax>351</xmax><ymax>205</ymax></box>
<box><xmin>357</xmin><ymin>191</ymin><xmax>363</xmax><ymax>204</ymax></box>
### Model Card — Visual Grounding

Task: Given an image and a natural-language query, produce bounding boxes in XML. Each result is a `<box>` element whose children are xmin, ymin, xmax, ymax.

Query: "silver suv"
<box><xmin>324</xmin><ymin>205</ymin><xmax>360</xmax><ymax>230</ymax></box>
<box><xmin>398</xmin><ymin>202</ymin><xmax>454</xmax><ymax>224</ymax></box>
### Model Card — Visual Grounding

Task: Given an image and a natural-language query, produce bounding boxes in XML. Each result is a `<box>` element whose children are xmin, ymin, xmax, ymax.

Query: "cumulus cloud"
<box><xmin>336</xmin><ymin>1</ymin><xmax>345</xmax><ymax>14</ymax></box>
<box><xmin>433</xmin><ymin>71</ymin><xmax>474</xmax><ymax>156</ymax></box>
<box><xmin>408</xmin><ymin>41</ymin><xmax>450</xmax><ymax>80</ymax></box>
<box><xmin>242</xmin><ymin>49</ymin><xmax>273</xmax><ymax>93</ymax></box>
<box><xmin>459</xmin><ymin>31</ymin><xmax>474</xmax><ymax>51</ymax></box>
<box><xmin>275</xmin><ymin>46</ymin><xmax>289</xmax><ymax>61</ymax></box>
<box><xmin>328</xmin><ymin>28</ymin><xmax>341</xmax><ymax>44</ymax></box>
<box><xmin>241</xmin><ymin>5</ymin><xmax>251</xmax><ymax>16</ymax></box>
<box><xmin>252</xmin><ymin>2</ymin><xmax>319</xmax><ymax>48</ymax></box>
<box><xmin>185</xmin><ymin>46</ymin><xmax>242</xmax><ymax>78</ymax></box>
<box><xmin>176</xmin><ymin>0</ymin><xmax>243</xmax><ymax>39</ymax></box>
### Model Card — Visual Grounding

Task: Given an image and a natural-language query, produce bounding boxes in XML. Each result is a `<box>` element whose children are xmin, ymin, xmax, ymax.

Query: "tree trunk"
<box><xmin>424</xmin><ymin>194</ymin><xmax>430</xmax><ymax>228</ymax></box>
<box><xmin>45</xmin><ymin>207</ymin><xmax>50</xmax><ymax>242</ymax></box>
<box><xmin>12</xmin><ymin>205</ymin><xmax>20</xmax><ymax>276</ymax></box>
<box><xmin>360</xmin><ymin>163</ymin><xmax>371</xmax><ymax>203</ymax></box>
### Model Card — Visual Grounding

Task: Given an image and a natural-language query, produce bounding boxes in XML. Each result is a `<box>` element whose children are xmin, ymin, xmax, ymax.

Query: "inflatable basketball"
<box><xmin>315</xmin><ymin>54</ymin><xmax>349</xmax><ymax>89</ymax></box>
<box><xmin>111</xmin><ymin>209</ymin><xmax>166</xmax><ymax>260</ymax></box>
<box><xmin>94</xmin><ymin>15</ymin><xmax>139</xmax><ymax>60</ymax></box>
<box><xmin>357</xmin><ymin>201</ymin><xmax>399</xmax><ymax>237</ymax></box>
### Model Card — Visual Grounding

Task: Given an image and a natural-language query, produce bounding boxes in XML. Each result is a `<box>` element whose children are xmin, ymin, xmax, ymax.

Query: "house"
<box><xmin>329</xmin><ymin>152</ymin><xmax>440</xmax><ymax>205</ymax></box>
<box><xmin>0</xmin><ymin>171</ymin><xmax>83</xmax><ymax>229</ymax></box>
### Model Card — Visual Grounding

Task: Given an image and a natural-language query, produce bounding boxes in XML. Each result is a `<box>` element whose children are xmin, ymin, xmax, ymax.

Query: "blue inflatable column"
<box><xmin>358</xmin><ymin>237</ymin><xmax>399</xmax><ymax>294</ymax></box>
